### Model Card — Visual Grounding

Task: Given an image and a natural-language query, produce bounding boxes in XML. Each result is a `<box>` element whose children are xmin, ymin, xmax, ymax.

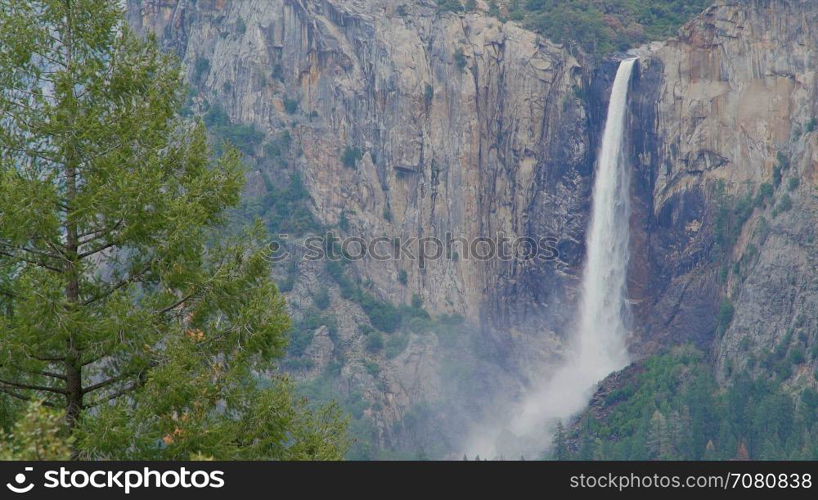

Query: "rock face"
<box><xmin>627</xmin><ymin>0</ymin><xmax>818</xmax><ymax>391</ymax></box>
<box><xmin>128</xmin><ymin>0</ymin><xmax>818</xmax><ymax>456</ymax></box>
<box><xmin>128</xmin><ymin>0</ymin><xmax>594</xmax><ymax>454</ymax></box>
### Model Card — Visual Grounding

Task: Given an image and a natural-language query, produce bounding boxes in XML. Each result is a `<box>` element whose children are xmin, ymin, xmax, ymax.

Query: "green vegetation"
<box><xmin>325</xmin><ymin>261</ymin><xmax>434</xmax><ymax>335</ymax></box>
<box><xmin>264</xmin><ymin>130</ymin><xmax>292</xmax><ymax>162</ymax></box>
<box><xmin>774</xmin><ymin>152</ymin><xmax>791</xmax><ymax>188</ymax></box>
<box><xmin>193</xmin><ymin>55</ymin><xmax>210</xmax><ymax>83</ymax></box>
<box><xmin>313</xmin><ymin>288</ymin><xmax>331</xmax><ymax>310</ymax></box>
<box><xmin>712</xmin><ymin>180</ymin><xmax>756</xmax><ymax>253</ymax></box>
<box><xmin>204</xmin><ymin>103</ymin><xmax>265</xmax><ymax>155</ymax></box>
<box><xmin>341</xmin><ymin>146</ymin><xmax>363</xmax><ymax>168</ymax></box>
<box><xmin>366</xmin><ymin>330</ymin><xmax>385</xmax><ymax>353</ymax></box>
<box><xmin>560</xmin><ymin>345</ymin><xmax>818</xmax><ymax>460</ymax></box>
<box><xmin>246</xmin><ymin>172</ymin><xmax>321</xmax><ymax>235</ymax></box>
<box><xmin>772</xmin><ymin>193</ymin><xmax>793</xmax><ymax>217</ymax></box>
<box><xmin>272</xmin><ymin>64</ymin><xmax>284</xmax><ymax>82</ymax></box>
<box><xmin>0</xmin><ymin>400</ymin><xmax>73</xmax><ymax>460</ymax></box>
<box><xmin>716</xmin><ymin>298</ymin><xmax>734</xmax><ymax>336</ymax></box>
<box><xmin>277</xmin><ymin>258</ymin><xmax>299</xmax><ymax>293</ymax></box>
<box><xmin>287</xmin><ymin>308</ymin><xmax>338</xmax><ymax>358</ymax></box>
<box><xmin>436</xmin><ymin>0</ymin><xmax>465</xmax><ymax>12</ymax></box>
<box><xmin>398</xmin><ymin>269</ymin><xmax>409</xmax><ymax>285</ymax></box>
<box><xmin>424</xmin><ymin>84</ymin><xmax>435</xmax><ymax>105</ymax></box>
<box><xmin>0</xmin><ymin>0</ymin><xmax>346</xmax><ymax>460</ymax></box>
<box><xmin>283</xmin><ymin>97</ymin><xmax>299</xmax><ymax>115</ymax></box>
<box><xmin>339</xmin><ymin>211</ymin><xmax>351</xmax><ymax>232</ymax></box>
<box><xmin>493</xmin><ymin>0</ymin><xmax>712</xmax><ymax>57</ymax></box>
<box><xmin>454</xmin><ymin>48</ymin><xmax>468</xmax><ymax>71</ymax></box>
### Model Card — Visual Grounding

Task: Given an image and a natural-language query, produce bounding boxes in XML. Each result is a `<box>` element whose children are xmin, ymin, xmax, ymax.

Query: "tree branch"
<box><xmin>0</xmin><ymin>386</ymin><xmax>59</xmax><ymax>408</ymax></box>
<box><xmin>0</xmin><ymin>250</ymin><xmax>63</xmax><ymax>273</ymax></box>
<box><xmin>85</xmin><ymin>383</ymin><xmax>138</xmax><ymax>408</ymax></box>
<box><xmin>78</xmin><ymin>219</ymin><xmax>123</xmax><ymax>244</ymax></box>
<box><xmin>157</xmin><ymin>292</ymin><xmax>197</xmax><ymax>315</ymax></box>
<box><xmin>82</xmin><ymin>260</ymin><xmax>153</xmax><ymax>306</ymax></box>
<box><xmin>31</xmin><ymin>354</ymin><xmax>66</xmax><ymax>362</ymax></box>
<box><xmin>0</xmin><ymin>378</ymin><xmax>67</xmax><ymax>394</ymax></box>
<box><xmin>78</xmin><ymin>239</ymin><xmax>120</xmax><ymax>259</ymax></box>
<box><xmin>82</xmin><ymin>371</ymin><xmax>137</xmax><ymax>394</ymax></box>
<box><xmin>1</xmin><ymin>364</ymin><xmax>67</xmax><ymax>381</ymax></box>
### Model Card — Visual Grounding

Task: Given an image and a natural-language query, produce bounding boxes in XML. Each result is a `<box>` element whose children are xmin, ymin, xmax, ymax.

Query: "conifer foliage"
<box><xmin>0</xmin><ymin>0</ymin><xmax>347</xmax><ymax>459</ymax></box>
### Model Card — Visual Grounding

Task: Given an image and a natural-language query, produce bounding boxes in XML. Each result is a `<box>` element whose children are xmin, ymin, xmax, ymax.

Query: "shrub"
<box><xmin>204</xmin><ymin>103</ymin><xmax>265</xmax><ymax>154</ymax></box>
<box><xmin>289</xmin><ymin>324</ymin><xmax>315</xmax><ymax>357</ymax></box>
<box><xmin>716</xmin><ymin>298</ymin><xmax>734</xmax><ymax>335</ymax></box>
<box><xmin>366</xmin><ymin>332</ymin><xmax>384</xmax><ymax>353</ymax></box>
<box><xmin>360</xmin><ymin>293</ymin><xmax>402</xmax><ymax>332</ymax></box>
<box><xmin>713</xmin><ymin>184</ymin><xmax>755</xmax><ymax>252</ymax></box>
<box><xmin>398</xmin><ymin>269</ymin><xmax>408</xmax><ymax>285</ymax></box>
<box><xmin>272</xmin><ymin>64</ymin><xmax>284</xmax><ymax>82</ymax></box>
<box><xmin>204</xmin><ymin>104</ymin><xmax>230</xmax><ymax>127</ymax></box>
<box><xmin>283</xmin><ymin>97</ymin><xmax>299</xmax><ymax>114</ymax></box>
<box><xmin>261</xmin><ymin>173</ymin><xmax>321</xmax><ymax>235</ymax></box>
<box><xmin>341</xmin><ymin>146</ymin><xmax>363</xmax><ymax>168</ymax></box>
<box><xmin>772</xmin><ymin>194</ymin><xmax>793</xmax><ymax>217</ymax></box>
<box><xmin>364</xmin><ymin>360</ymin><xmax>381</xmax><ymax>377</ymax></box>
<box><xmin>454</xmin><ymin>48</ymin><xmax>467</xmax><ymax>71</ymax></box>
<box><xmin>777</xmin><ymin>151</ymin><xmax>791</xmax><ymax>170</ymax></box>
<box><xmin>488</xmin><ymin>1</ymin><xmax>500</xmax><ymax>18</ymax></box>
<box><xmin>788</xmin><ymin>177</ymin><xmax>800</xmax><ymax>191</ymax></box>
<box><xmin>264</xmin><ymin>130</ymin><xmax>291</xmax><ymax>160</ymax></box>
<box><xmin>385</xmin><ymin>333</ymin><xmax>410</xmax><ymax>359</ymax></box>
<box><xmin>756</xmin><ymin>182</ymin><xmax>773</xmax><ymax>205</ymax></box>
<box><xmin>193</xmin><ymin>56</ymin><xmax>210</xmax><ymax>83</ymax></box>
<box><xmin>806</xmin><ymin>118</ymin><xmax>817</xmax><ymax>133</ymax></box>
<box><xmin>313</xmin><ymin>289</ymin><xmax>331</xmax><ymax>310</ymax></box>
<box><xmin>436</xmin><ymin>0</ymin><xmax>463</xmax><ymax>12</ymax></box>
<box><xmin>789</xmin><ymin>347</ymin><xmax>806</xmax><ymax>365</ymax></box>
<box><xmin>339</xmin><ymin>211</ymin><xmax>350</xmax><ymax>232</ymax></box>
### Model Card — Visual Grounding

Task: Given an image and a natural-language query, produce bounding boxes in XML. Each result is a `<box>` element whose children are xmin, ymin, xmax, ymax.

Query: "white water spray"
<box><xmin>466</xmin><ymin>58</ymin><xmax>636</xmax><ymax>458</ymax></box>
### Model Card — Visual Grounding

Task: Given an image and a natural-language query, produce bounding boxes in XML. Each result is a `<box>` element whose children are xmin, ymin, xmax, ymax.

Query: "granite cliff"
<box><xmin>128</xmin><ymin>0</ymin><xmax>818</xmax><ymax>457</ymax></box>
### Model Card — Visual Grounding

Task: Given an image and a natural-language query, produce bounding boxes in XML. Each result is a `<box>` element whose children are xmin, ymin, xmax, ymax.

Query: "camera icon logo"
<box><xmin>6</xmin><ymin>467</ymin><xmax>34</xmax><ymax>494</ymax></box>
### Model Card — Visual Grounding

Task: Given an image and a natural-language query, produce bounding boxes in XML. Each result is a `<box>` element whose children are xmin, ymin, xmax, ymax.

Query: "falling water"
<box><xmin>465</xmin><ymin>58</ymin><xmax>637</xmax><ymax>458</ymax></box>
<box><xmin>570</xmin><ymin>57</ymin><xmax>636</xmax><ymax>389</ymax></box>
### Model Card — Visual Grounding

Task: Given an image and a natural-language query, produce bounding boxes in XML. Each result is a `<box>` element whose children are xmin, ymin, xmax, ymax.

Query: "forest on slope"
<box><xmin>439</xmin><ymin>0</ymin><xmax>712</xmax><ymax>55</ymax></box>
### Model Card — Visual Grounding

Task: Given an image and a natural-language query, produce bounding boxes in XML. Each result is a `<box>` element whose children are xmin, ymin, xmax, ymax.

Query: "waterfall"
<box><xmin>572</xmin><ymin>57</ymin><xmax>635</xmax><ymax>387</ymax></box>
<box><xmin>465</xmin><ymin>58</ymin><xmax>637</xmax><ymax>458</ymax></box>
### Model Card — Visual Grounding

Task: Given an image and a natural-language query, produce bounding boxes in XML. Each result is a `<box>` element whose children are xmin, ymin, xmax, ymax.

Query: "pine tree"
<box><xmin>553</xmin><ymin>421</ymin><xmax>569</xmax><ymax>460</ymax></box>
<box><xmin>0</xmin><ymin>0</ymin><xmax>347</xmax><ymax>459</ymax></box>
<box><xmin>647</xmin><ymin>410</ymin><xmax>668</xmax><ymax>459</ymax></box>
<box><xmin>0</xmin><ymin>400</ymin><xmax>72</xmax><ymax>460</ymax></box>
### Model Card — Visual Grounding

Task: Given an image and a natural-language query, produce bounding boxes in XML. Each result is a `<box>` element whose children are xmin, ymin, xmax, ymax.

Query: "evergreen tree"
<box><xmin>0</xmin><ymin>400</ymin><xmax>72</xmax><ymax>460</ymax></box>
<box><xmin>553</xmin><ymin>421</ymin><xmax>569</xmax><ymax>460</ymax></box>
<box><xmin>646</xmin><ymin>410</ymin><xmax>667</xmax><ymax>459</ymax></box>
<box><xmin>0</xmin><ymin>0</ymin><xmax>347</xmax><ymax>459</ymax></box>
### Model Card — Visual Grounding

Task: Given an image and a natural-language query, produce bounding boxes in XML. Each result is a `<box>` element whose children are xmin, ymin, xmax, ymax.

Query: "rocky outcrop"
<box><xmin>627</xmin><ymin>0</ymin><xmax>818</xmax><ymax>390</ymax></box>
